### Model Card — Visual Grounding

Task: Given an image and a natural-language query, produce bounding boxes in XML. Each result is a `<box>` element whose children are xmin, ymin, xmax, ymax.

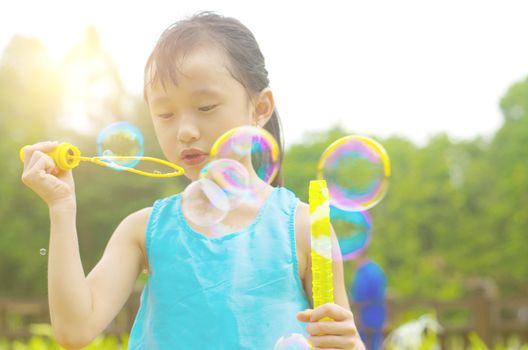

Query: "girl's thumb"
<box><xmin>296</xmin><ymin>309</ymin><xmax>313</xmax><ymax>322</ymax></box>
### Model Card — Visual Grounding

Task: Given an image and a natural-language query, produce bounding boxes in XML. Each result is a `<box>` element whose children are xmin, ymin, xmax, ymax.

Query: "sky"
<box><xmin>2</xmin><ymin>0</ymin><xmax>528</xmax><ymax>147</ymax></box>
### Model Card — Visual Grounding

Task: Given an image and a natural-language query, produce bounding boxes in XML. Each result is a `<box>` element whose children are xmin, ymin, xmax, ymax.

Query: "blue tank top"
<box><xmin>128</xmin><ymin>187</ymin><xmax>310</xmax><ymax>349</ymax></box>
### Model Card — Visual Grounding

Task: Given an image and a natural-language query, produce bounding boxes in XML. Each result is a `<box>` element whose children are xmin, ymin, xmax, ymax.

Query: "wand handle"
<box><xmin>19</xmin><ymin>143</ymin><xmax>81</xmax><ymax>171</ymax></box>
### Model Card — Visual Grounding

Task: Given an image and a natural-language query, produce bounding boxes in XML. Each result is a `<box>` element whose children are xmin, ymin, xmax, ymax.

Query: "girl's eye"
<box><xmin>157</xmin><ymin>113</ymin><xmax>174</xmax><ymax>119</ymax></box>
<box><xmin>198</xmin><ymin>104</ymin><xmax>218</xmax><ymax>112</ymax></box>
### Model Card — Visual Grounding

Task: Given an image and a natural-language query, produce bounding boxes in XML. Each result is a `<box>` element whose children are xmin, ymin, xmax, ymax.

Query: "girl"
<box><xmin>21</xmin><ymin>12</ymin><xmax>364</xmax><ymax>350</ymax></box>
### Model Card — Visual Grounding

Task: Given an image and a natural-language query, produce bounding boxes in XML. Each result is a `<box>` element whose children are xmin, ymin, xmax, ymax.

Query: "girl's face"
<box><xmin>145</xmin><ymin>47</ymin><xmax>270</xmax><ymax>181</ymax></box>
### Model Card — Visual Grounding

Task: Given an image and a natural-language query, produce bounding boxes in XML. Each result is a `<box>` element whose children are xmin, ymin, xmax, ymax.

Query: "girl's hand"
<box><xmin>297</xmin><ymin>303</ymin><xmax>365</xmax><ymax>350</ymax></box>
<box><xmin>21</xmin><ymin>141</ymin><xmax>76</xmax><ymax>210</ymax></box>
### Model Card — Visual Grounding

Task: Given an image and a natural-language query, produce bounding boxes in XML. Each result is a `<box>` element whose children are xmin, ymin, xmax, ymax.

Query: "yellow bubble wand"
<box><xmin>19</xmin><ymin>143</ymin><xmax>185</xmax><ymax>178</ymax></box>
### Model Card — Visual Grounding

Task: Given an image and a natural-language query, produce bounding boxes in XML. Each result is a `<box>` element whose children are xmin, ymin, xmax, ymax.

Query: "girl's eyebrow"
<box><xmin>149</xmin><ymin>87</ymin><xmax>224</xmax><ymax>105</ymax></box>
<box><xmin>190</xmin><ymin>87</ymin><xmax>224</xmax><ymax>96</ymax></box>
<box><xmin>150</xmin><ymin>96</ymin><xmax>171</xmax><ymax>105</ymax></box>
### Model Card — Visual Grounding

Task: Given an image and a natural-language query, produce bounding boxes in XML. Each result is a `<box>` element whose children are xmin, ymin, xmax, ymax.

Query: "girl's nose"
<box><xmin>177</xmin><ymin>114</ymin><xmax>200</xmax><ymax>144</ymax></box>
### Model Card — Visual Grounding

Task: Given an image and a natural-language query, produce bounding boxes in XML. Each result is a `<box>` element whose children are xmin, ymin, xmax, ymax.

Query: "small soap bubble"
<box><xmin>210</xmin><ymin>126</ymin><xmax>280</xmax><ymax>188</ymax></box>
<box><xmin>274</xmin><ymin>333</ymin><xmax>312</xmax><ymax>350</ymax></box>
<box><xmin>100</xmin><ymin>149</ymin><xmax>124</xmax><ymax>170</ymax></box>
<box><xmin>181</xmin><ymin>158</ymin><xmax>252</xmax><ymax>231</ymax></box>
<box><xmin>318</xmin><ymin>135</ymin><xmax>390</xmax><ymax>211</ymax></box>
<box><xmin>181</xmin><ymin>178</ymin><xmax>230</xmax><ymax>227</ymax></box>
<box><xmin>96</xmin><ymin>121</ymin><xmax>144</xmax><ymax>169</ymax></box>
<box><xmin>200</xmin><ymin>158</ymin><xmax>250</xmax><ymax>210</ymax></box>
<box><xmin>330</xmin><ymin>206</ymin><xmax>372</xmax><ymax>261</ymax></box>
<box><xmin>39</xmin><ymin>248</ymin><xmax>47</xmax><ymax>256</ymax></box>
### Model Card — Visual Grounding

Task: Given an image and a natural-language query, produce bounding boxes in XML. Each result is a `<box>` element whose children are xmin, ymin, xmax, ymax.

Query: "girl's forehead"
<box><xmin>145</xmin><ymin>48</ymin><xmax>250</xmax><ymax>104</ymax></box>
<box><xmin>146</xmin><ymin>46</ymin><xmax>235</xmax><ymax>91</ymax></box>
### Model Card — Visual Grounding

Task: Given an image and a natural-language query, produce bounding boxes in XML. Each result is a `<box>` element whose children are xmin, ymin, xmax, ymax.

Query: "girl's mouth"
<box><xmin>180</xmin><ymin>148</ymin><xmax>209</xmax><ymax>166</ymax></box>
<box><xmin>182</xmin><ymin>153</ymin><xmax>208</xmax><ymax>166</ymax></box>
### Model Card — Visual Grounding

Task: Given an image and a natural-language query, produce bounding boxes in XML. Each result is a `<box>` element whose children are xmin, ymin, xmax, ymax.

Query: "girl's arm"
<box><xmin>295</xmin><ymin>202</ymin><xmax>365</xmax><ymax>349</ymax></box>
<box><xmin>50</xmin><ymin>208</ymin><xmax>149</xmax><ymax>349</ymax></box>
<box><xmin>22</xmin><ymin>142</ymin><xmax>148</xmax><ymax>349</ymax></box>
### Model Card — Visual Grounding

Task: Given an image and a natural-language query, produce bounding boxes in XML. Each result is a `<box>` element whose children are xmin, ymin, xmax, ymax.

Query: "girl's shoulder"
<box><xmin>119</xmin><ymin>207</ymin><xmax>153</xmax><ymax>272</ymax></box>
<box><xmin>123</xmin><ymin>206</ymin><xmax>153</xmax><ymax>233</ymax></box>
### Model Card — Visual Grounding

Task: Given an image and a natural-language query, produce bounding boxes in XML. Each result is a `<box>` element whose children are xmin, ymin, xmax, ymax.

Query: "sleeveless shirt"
<box><xmin>128</xmin><ymin>187</ymin><xmax>310</xmax><ymax>349</ymax></box>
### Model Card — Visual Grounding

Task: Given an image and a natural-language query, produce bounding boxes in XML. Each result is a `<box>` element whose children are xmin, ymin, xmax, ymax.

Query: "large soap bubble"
<box><xmin>96</xmin><ymin>121</ymin><xmax>144</xmax><ymax>169</ymax></box>
<box><xmin>210</xmin><ymin>126</ymin><xmax>280</xmax><ymax>188</ymax></box>
<box><xmin>330</xmin><ymin>206</ymin><xmax>372</xmax><ymax>261</ymax></box>
<box><xmin>318</xmin><ymin>135</ymin><xmax>390</xmax><ymax>212</ymax></box>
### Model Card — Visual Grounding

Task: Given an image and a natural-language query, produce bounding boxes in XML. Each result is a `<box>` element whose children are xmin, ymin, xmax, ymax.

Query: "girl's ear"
<box><xmin>252</xmin><ymin>88</ymin><xmax>275</xmax><ymax>127</ymax></box>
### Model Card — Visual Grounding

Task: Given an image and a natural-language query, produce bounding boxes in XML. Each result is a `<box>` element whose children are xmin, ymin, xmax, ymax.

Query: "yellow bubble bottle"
<box><xmin>309</xmin><ymin>180</ymin><xmax>334</xmax><ymax>320</ymax></box>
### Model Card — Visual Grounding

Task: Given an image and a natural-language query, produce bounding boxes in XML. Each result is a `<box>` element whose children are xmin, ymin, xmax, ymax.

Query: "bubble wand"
<box><xmin>19</xmin><ymin>143</ymin><xmax>185</xmax><ymax>178</ymax></box>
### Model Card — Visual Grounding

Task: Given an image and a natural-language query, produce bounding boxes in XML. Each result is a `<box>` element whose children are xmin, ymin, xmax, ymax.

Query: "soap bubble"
<box><xmin>210</xmin><ymin>126</ymin><xmax>280</xmax><ymax>188</ymax></box>
<box><xmin>330</xmin><ymin>206</ymin><xmax>372</xmax><ymax>261</ymax></box>
<box><xmin>182</xmin><ymin>126</ymin><xmax>280</xmax><ymax>233</ymax></box>
<box><xmin>181</xmin><ymin>157</ymin><xmax>253</xmax><ymax>231</ymax></box>
<box><xmin>274</xmin><ymin>333</ymin><xmax>312</xmax><ymax>350</ymax></box>
<box><xmin>96</xmin><ymin>121</ymin><xmax>144</xmax><ymax>169</ymax></box>
<box><xmin>181</xmin><ymin>178</ymin><xmax>230</xmax><ymax>227</ymax></box>
<box><xmin>318</xmin><ymin>135</ymin><xmax>390</xmax><ymax>211</ymax></box>
<box><xmin>200</xmin><ymin>158</ymin><xmax>251</xmax><ymax>209</ymax></box>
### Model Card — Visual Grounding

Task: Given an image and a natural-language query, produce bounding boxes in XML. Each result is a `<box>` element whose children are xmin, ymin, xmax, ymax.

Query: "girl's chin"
<box><xmin>183</xmin><ymin>170</ymin><xmax>200</xmax><ymax>183</ymax></box>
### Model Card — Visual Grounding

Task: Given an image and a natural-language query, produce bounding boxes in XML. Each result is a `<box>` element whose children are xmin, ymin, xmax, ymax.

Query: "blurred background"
<box><xmin>1</xmin><ymin>1</ymin><xmax>527</xmax><ymax>349</ymax></box>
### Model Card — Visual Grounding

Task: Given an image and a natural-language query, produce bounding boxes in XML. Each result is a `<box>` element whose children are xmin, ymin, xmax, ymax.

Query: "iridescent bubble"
<box><xmin>318</xmin><ymin>135</ymin><xmax>390</xmax><ymax>211</ymax></box>
<box><xmin>274</xmin><ymin>333</ymin><xmax>312</xmax><ymax>350</ymax></box>
<box><xmin>39</xmin><ymin>248</ymin><xmax>47</xmax><ymax>256</ymax></box>
<box><xmin>181</xmin><ymin>178</ymin><xmax>229</xmax><ymax>227</ymax></box>
<box><xmin>96</xmin><ymin>121</ymin><xmax>144</xmax><ymax>169</ymax></box>
<box><xmin>330</xmin><ymin>206</ymin><xmax>372</xmax><ymax>261</ymax></box>
<box><xmin>200</xmin><ymin>158</ymin><xmax>250</xmax><ymax>209</ymax></box>
<box><xmin>210</xmin><ymin>126</ymin><xmax>280</xmax><ymax>188</ymax></box>
<box><xmin>181</xmin><ymin>159</ymin><xmax>251</xmax><ymax>233</ymax></box>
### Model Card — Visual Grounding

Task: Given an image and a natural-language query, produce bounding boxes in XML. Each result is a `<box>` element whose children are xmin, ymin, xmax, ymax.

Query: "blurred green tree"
<box><xmin>1</xmin><ymin>29</ymin><xmax>526</xmax><ymax>302</ymax></box>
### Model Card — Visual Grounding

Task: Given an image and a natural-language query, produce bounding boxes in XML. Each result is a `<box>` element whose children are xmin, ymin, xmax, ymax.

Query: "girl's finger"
<box><xmin>23</xmin><ymin>141</ymin><xmax>59</xmax><ymax>171</ymax></box>
<box><xmin>27</xmin><ymin>151</ymin><xmax>57</xmax><ymax>175</ymax></box>
<box><xmin>306</xmin><ymin>319</ymin><xmax>357</xmax><ymax>336</ymax></box>
<box><xmin>308</xmin><ymin>334</ymin><xmax>356</xmax><ymax>349</ymax></box>
<box><xmin>310</xmin><ymin>303</ymin><xmax>353</xmax><ymax>322</ymax></box>
<box><xmin>22</xmin><ymin>154</ymin><xmax>57</xmax><ymax>187</ymax></box>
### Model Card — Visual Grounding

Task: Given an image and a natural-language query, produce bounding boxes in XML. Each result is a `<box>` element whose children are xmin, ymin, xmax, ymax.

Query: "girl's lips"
<box><xmin>182</xmin><ymin>154</ymin><xmax>208</xmax><ymax>166</ymax></box>
<box><xmin>180</xmin><ymin>148</ymin><xmax>209</xmax><ymax>166</ymax></box>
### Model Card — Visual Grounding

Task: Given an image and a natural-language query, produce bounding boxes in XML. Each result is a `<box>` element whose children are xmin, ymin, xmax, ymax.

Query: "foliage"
<box><xmin>467</xmin><ymin>332</ymin><xmax>528</xmax><ymax>350</ymax></box>
<box><xmin>0</xmin><ymin>323</ymin><xmax>128</xmax><ymax>349</ymax></box>
<box><xmin>0</xmin><ymin>32</ymin><xmax>184</xmax><ymax>297</ymax></box>
<box><xmin>1</xmin><ymin>30</ymin><xmax>527</xmax><ymax>305</ymax></box>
